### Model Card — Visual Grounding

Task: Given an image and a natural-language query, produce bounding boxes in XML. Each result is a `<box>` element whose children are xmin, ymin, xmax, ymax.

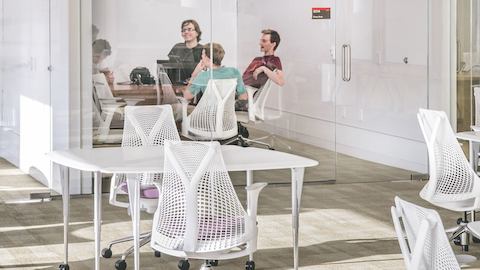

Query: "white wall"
<box><xmin>0</xmin><ymin>0</ymin><xmax>86</xmax><ymax>194</ymax></box>
<box><xmin>92</xmin><ymin>0</ymin><xmax>237</xmax><ymax>82</ymax></box>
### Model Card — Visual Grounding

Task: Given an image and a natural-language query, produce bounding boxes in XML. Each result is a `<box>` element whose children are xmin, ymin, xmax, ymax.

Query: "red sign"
<box><xmin>312</xmin><ymin>7</ymin><xmax>331</xmax><ymax>19</ymax></box>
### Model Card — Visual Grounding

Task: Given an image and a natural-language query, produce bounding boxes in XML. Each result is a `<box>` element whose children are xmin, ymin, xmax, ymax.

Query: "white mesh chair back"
<box><xmin>391</xmin><ymin>197</ymin><xmax>460</xmax><ymax>270</ymax></box>
<box><xmin>187</xmin><ymin>79</ymin><xmax>238</xmax><ymax>140</ymax></box>
<box><xmin>151</xmin><ymin>141</ymin><xmax>248</xmax><ymax>253</ymax></box>
<box><xmin>93</xmin><ymin>73</ymin><xmax>114</xmax><ymax>99</ymax></box>
<box><xmin>417</xmin><ymin>108</ymin><xmax>480</xmax><ymax>207</ymax></box>
<box><xmin>157</xmin><ymin>64</ymin><xmax>179</xmax><ymax>105</ymax></box>
<box><xmin>122</xmin><ymin>105</ymin><xmax>180</xmax><ymax>148</ymax></box>
<box><xmin>249</xmin><ymin>79</ymin><xmax>279</xmax><ymax>121</ymax></box>
<box><xmin>109</xmin><ymin>105</ymin><xmax>180</xmax><ymax>208</ymax></box>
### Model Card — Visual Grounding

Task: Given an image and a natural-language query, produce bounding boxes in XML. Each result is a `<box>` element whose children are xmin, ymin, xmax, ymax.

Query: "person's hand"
<box><xmin>253</xmin><ymin>66</ymin><xmax>265</xmax><ymax>80</ymax></box>
<box><xmin>102</xmin><ymin>70</ymin><xmax>115</xmax><ymax>85</ymax></box>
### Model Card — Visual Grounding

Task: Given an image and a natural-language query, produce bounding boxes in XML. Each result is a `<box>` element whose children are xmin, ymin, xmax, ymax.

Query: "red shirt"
<box><xmin>242</xmin><ymin>55</ymin><xmax>282</xmax><ymax>88</ymax></box>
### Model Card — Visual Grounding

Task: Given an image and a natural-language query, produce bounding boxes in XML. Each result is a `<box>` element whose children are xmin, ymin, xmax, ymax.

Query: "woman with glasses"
<box><xmin>167</xmin><ymin>19</ymin><xmax>203</xmax><ymax>85</ymax></box>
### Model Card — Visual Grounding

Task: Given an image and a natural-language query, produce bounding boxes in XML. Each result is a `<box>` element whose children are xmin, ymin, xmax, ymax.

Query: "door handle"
<box><xmin>342</xmin><ymin>44</ymin><xmax>351</xmax><ymax>81</ymax></box>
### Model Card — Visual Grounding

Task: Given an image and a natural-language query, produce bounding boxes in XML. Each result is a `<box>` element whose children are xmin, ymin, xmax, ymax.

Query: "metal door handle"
<box><xmin>342</xmin><ymin>44</ymin><xmax>351</xmax><ymax>81</ymax></box>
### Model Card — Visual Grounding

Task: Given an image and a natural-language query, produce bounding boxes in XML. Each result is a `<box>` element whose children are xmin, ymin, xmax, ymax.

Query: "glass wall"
<box><xmin>88</xmin><ymin>0</ymin><xmax>435</xmax><ymax>185</ymax></box>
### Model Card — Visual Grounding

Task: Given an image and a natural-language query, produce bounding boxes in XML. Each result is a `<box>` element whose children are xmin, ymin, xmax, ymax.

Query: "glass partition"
<box><xmin>88</xmin><ymin>0</ymin><xmax>434</xmax><ymax>185</ymax></box>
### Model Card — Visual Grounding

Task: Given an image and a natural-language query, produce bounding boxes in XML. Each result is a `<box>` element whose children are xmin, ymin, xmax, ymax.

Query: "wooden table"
<box><xmin>112</xmin><ymin>84</ymin><xmax>187</xmax><ymax>105</ymax></box>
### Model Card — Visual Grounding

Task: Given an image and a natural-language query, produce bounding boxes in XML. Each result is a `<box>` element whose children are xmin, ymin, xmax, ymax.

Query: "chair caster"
<box><xmin>101</xmin><ymin>248</ymin><xmax>112</xmax><ymax>258</ymax></box>
<box><xmin>59</xmin><ymin>264</ymin><xmax>69</xmax><ymax>270</ymax></box>
<box><xmin>206</xmin><ymin>260</ymin><xmax>219</xmax><ymax>266</ymax></box>
<box><xmin>154</xmin><ymin>250</ymin><xmax>161</xmax><ymax>257</ymax></box>
<box><xmin>115</xmin><ymin>259</ymin><xmax>127</xmax><ymax>270</ymax></box>
<box><xmin>178</xmin><ymin>259</ymin><xmax>190</xmax><ymax>270</ymax></box>
<box><xmin>245</xmin><ymin>260</ymin><xmax>255</xmax><ymax>270</ymax></box>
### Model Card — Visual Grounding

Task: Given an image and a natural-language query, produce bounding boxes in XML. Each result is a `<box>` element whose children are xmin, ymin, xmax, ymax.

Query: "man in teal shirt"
<box><xmin>182</xmin><ymin>43</ymin><xmax>247</xmax><ymax>101</ymax></box>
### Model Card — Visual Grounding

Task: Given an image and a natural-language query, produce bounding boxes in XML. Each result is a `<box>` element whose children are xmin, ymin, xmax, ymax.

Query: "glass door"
<box><xmin>237</xmin><ymin>0</ymin><xmax>336</xmax><ymax>184</ymax></box>
<box><xmin>335</xmin><ymin>0</ymin><xmax>429</xmax><ymax>183</ymax></box>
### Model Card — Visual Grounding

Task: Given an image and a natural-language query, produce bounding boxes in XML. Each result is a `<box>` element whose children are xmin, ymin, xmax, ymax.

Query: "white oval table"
<box><xmin>47</xmin><ymin>145</ymin><xmax>318</xmax><ymax>270</ymax></box>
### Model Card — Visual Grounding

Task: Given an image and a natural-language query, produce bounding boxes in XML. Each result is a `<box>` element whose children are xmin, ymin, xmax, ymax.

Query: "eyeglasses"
<box><xmin>181</xmin><ymin>28</ymin><xmax>196</xmax><ymax>33</ymax></box>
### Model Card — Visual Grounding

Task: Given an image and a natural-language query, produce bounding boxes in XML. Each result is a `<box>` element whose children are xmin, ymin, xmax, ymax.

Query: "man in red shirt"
<box><xmin>242</xmin><ymin>29</ymin><xmax>285</xmax><ymax>89</ymax></box>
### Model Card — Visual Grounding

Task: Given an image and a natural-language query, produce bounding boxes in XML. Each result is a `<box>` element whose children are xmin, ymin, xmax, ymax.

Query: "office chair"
<box><xmin>150</xmin><ymin>141</ymin><xmax>267</xmax><ymax>270</ymax></box>
<box><xmin>102</xmin><ymin>105</ymin><xmax>181</xmax><ymax>270</ymax></box>
<box><xmin>180</xmin><ymin>78</ymin><xmax>238</xmax><ymax>140</ymax></box>
<box><xmin>92</xmin><ymin>73</ymin><xmax>144</xmax><ymax>106</ymax></box>
<box><xmin>92</xmin><ymin>81</ymin><xmax>125</xmax><ymax>144</ymax></box>
<box><xmin>391</xmin><ymin>196</ymin><xmax>465</xmax><ymax>269</ymax></box>
<box><xmin>417</xmin><ymin>108</ymin><xmax>480</xmax><ymax>252</ymax></box>
<box><xmin>225</xmin><ymin>79</ymin><xmax>288</xmax><ymax>150</ymax></box>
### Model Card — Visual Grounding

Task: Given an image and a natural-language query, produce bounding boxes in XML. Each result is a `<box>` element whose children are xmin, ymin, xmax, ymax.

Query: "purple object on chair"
<box><xmin>119</xmin><ymin>182</ymin><xmax>159</xmax><ymax>199</ymax></box>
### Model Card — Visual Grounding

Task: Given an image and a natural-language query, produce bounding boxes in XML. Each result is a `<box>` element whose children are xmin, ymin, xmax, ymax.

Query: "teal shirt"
<box><xmin>189</xmin><ymin>67</ymin><xmax>246</xmax><ymax>96</ymax></box>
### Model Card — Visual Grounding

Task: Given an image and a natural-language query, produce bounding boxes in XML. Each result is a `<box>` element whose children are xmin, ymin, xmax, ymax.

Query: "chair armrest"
<box><xmin>177</xmin><ymin>97</ymin><xmax>189</xmax><ymax>136</ymax></box>
<box><xmin>245</xmin><ymin>86</ymin><xmax>257</xmax><ymax>121</ymax></box>
<box><xmin>246</xmin><ymin>182</ymin><xmax>268</xmax><ymax>220</ymax></box>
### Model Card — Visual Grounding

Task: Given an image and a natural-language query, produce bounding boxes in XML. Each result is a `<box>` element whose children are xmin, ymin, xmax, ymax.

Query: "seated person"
<box><xmin>238</xmin><ymin>29</ymin><xmax>284</xmax><ymax>111</ymax></box>
<box><xmin>168</xmin><ymin>19</ymin><xmax>203</xmax><ymax>84</ymax></box>
<box><xmin>92</xmin><ymin>38</ymin><xmax>114</xmax><ymax>84</ymax></box>
<box><xmin>183</xmin><ymin>42</ymin><xmax>246</xmax><ymax>101</ymax></box>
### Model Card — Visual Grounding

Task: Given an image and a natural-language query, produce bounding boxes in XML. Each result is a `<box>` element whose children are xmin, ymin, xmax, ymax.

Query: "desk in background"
<box><xmin>112</xmin><ymin>84</ymin><xmax>187</xmax><ymax>106</ymax></box>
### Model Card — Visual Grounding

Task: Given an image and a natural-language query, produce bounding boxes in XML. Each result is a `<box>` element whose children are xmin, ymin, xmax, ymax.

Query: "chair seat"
<box><xmin>119</xmin><ymin>182</ymin><xmax>159</xmax><ymax>199</ymax></box>
<box><xmin>424</xmin><ymin>196</ymin><xmax>477</xmax><ymax>212</ymax></box>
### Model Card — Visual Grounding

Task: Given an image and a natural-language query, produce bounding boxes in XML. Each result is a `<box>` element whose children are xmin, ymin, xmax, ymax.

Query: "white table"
<box><xmin>47</xmin><ymin>145</ymin><xmax>318</xmax><ymax>270</ymax></box>
<box><xmin>456</xmin><ymin>131</ymin><xmax>480</xmax><ymax>170</ymax></box>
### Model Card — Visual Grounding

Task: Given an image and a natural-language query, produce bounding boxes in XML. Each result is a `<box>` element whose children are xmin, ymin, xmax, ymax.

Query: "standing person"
<box><xmin>242</xmin><ymin>29</ymin><xmax>285</xmax><ymax>89</ymax></box>
<box><xmin>168</xmin><ymin>19</ymin><xmax>203</xmax><ymax>84</ymax></box>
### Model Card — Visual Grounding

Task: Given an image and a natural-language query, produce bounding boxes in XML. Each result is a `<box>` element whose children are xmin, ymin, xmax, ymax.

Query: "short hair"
<box><xmin>92</xmin><ymin>39</ymin><xmax>111</xmax><ymax>56</ymax></box>
<box><xmin>181</xmin><ymin>19</ymin><xmax>202</xmax><ymax>42</ymax></box>
<box><xmin>261</xmin><ymin>29</ymin><xmax>281</xmax><ymax>51</ymax></box>
<box><xmin>203</xmin><ymin>43</ymin><xmax>225</xmax><ymax>66</ymax></box>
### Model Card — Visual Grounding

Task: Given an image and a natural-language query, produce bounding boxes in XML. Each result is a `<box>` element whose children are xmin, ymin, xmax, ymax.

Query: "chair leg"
<box><xmin>120</xmin><ymin>234</ymin><xmax>151</xmax><ymax>260</ymax></box>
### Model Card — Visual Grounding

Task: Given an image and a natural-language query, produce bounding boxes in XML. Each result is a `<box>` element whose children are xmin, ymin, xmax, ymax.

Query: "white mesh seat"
<box><xmin>109</xmin><ymin>105</ymin><xmax>181</xmax><ymax>211</ymax></box>
<box><xmin>151</xmin><ymin>141</ymin><xmax>267</xmax><ymax>269</ymax></box>
<box><xmin>391</xmin><ymin>196</ymin><xmax>462</xmax><ymax>270</ymax></box>
<box><xmin>417</xmin><ymin>108</ymin><xmax>480</xmax><ymax>251</ymax></box>
<box><xmin>225</xmin><ymin>79</ymin><xmax>288</xmax><ymax>150</ymax></box>
<box><xmin>181</xmin><ymin>79</ymin><xmax>238</xmax><ymax>140</ymax></box>
<box><xmin>103</xmin><ymin>105</ymin><xmax>180</xmax><ymax>267</ymax></box>
<box><xmin>417</xmin><ymin>108</ymin><xmax>480</xmax><ymax>211</ymax></box>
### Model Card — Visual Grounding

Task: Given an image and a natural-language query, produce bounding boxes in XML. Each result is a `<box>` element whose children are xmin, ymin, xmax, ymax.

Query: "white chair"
<box><xmin>180</xmin><ymin>79</ymin><xmax>238</xmax><ymax>140</ymax></box>
<box><xmin>157</xmin><ymin>63</ymin><xmax>180</xmax><ymax>105</ymax></box>
<box><xmin>391</xmin><ymin>196</ymin><xmax>463</xmax><ymax>270</ymax></box>
<box><xmin>93</xmin><ymin>73</ymin><xmax>144</xmax><ymax>106</ymax></box>
<box><xmin>225</xmin><ymin>79</ymin><xmax>287</xmax><ymax>150</ymax></box>
<box><xmin>150</xmin><ymin>141</ymin><xmax>267</xmax><ymax>270</ymax></box>
<box><xmin>102</xmin><ymin>105</ymin><xmax>181</xmax><ymax>270</ymax></box>
<box><xmin>417</xmin><ymin>108</ymin><xmax>480</xmax><ymax>251</ymax></box>
<box><xmin>92</xmin><ymin>84</ymin><xmax>125</xmax><ymax>144</ymax></box>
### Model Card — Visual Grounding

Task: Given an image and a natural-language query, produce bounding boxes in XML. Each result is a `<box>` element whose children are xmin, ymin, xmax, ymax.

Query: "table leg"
<box><xmin>59</xmin><ymin>166</ymin><xmax>70</xmax><ymax>270</ymax></box>
<box><xmin>94</xmin><ymin>172</ymin><xmax>102</xmax><ymax>270</ymax></box>
<box><xmin>291</xmin><ymin>167</ymin><xmax>305</xmax><ymax>270</ymax></box>
<box><xmin>127</xmin><ymin>176</ymin><xmax>141</xmax><ymax>270</ymax></box>
<box><xmin>246</xmin><ymin>170</ymin><xmax>254</xmax><ymax>262</ymax></box>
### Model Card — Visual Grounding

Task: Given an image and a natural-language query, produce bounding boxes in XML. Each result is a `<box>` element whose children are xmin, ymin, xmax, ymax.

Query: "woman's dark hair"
<box><xmin>261</xmin><ymin>29</ymin><xmax>281</xmax><ymax>51</ymax></box>
<box><xmin>181</xmin><ymin>19</ymin><xmax>202</xmax><ymax>42</ymax></box>
<box><xmin>204</xmin><ymin>43</ymin><xmax>225</xmax><ymax>66</ymax></box>
<box><xmin>92</xmin><ymin>39</ymin><xmax>111</xmax><ymax>56</ymax></box>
